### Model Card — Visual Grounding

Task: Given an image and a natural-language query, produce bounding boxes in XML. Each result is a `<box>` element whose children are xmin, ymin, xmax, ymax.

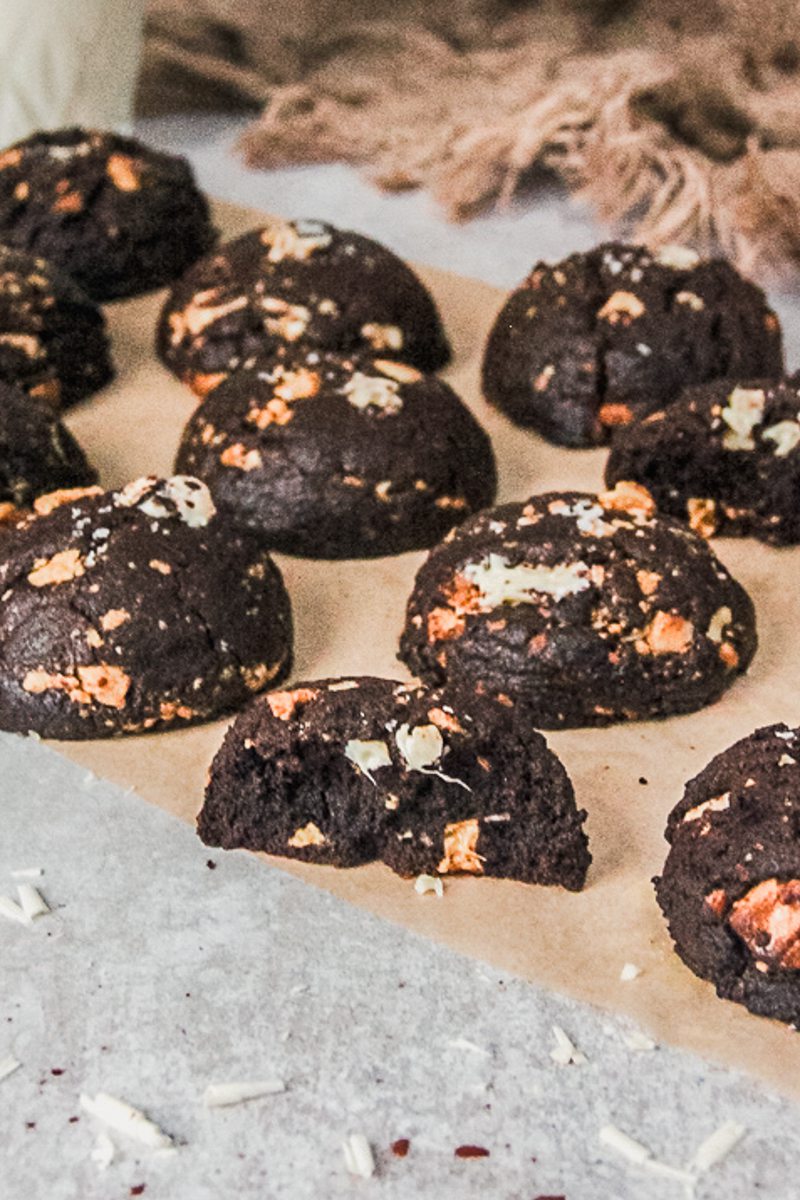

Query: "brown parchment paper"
<box><xmin>54</xmin><ymin>202</ymin><xmax>800</xmax><ymax>1099</ymax></box>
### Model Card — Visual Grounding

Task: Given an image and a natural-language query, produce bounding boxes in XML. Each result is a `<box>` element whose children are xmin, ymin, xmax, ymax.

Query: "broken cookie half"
<box><xmin>198</xmin><ymin>675</ymin><xmax>590</xmax><ymax>891</ymax></box>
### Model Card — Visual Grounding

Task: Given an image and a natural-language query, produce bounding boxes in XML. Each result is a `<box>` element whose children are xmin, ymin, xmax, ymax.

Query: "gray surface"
<box><xmin>3</xmin><ymin>113</ymin><xmax>800</xmax><ymax>1198</ymax></box>
<box><xmin>1</xmin><ymin>732</ymin><xmax>798</xmax><ymax>1199</ymax></box>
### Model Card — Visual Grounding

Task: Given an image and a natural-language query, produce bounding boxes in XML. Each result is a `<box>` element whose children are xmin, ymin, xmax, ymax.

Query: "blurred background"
<box><xmin>2</xmin><ymin>1</ymin><xmax>799</xmax><ymax>278</ymax></box>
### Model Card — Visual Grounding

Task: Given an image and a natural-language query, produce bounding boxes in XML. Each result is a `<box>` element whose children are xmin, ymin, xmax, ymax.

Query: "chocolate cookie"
<box><xmin>0</xmin><ymin>128</ymin><xmax>216</xmax><ymax>301</ymax></box>
<box><xmin>0</xmin><ymin>244</ymin><xmax>113</xmax><ymax>409</ymax></box>
<box><xmin>606</xmin><ymin>377</ymin><xmax>800</xmax><ymax>545</ymax></box>
<box><xmin>656</xmin><ymin>723</ymin><xmax>800</xmax><ymax>1024</ymax></box>
<box><xmin>174</xmin><ymin>350</ymin><xmax>496</xmax><ymax>558</ymax></box>
<box><xmin>0</xmin><ymin>380</ymin><xmax>96</xmax><ymax>520</ymax></box>
<box><xmin>198</xmin><ymin>676</ymin><xmax>590</xmax><ymax>890</ymax></box>
<box><xmin>0</xmin><ymin>476</ymin><xmax>292</xmax><ymax>738</ymax></box>
<box><xmin>156</xmin><ymin>220</ymin><xmax>450</xmax><ymax>397</ymax></box>
<box><xmin>399</xmin><ymin>482</ymin><xmax>756</xmax><ymax>729</ymax></box>
<box><xmin>482</xmin><ymin>242</ymin><xmax>783</xmax><ymax>448</ymax></box>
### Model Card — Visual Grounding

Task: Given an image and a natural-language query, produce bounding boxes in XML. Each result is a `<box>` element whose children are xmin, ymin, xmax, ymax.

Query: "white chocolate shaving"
<box><xmin>203</xmin><ymin>1079</ymin><xmax>285</xmax><ymax>1107</ymax></box>
<box><xmin>79</xmin><ymin>1092</ymin><xmax>173</xmax><ymax>1149</ymax></box>
<box><xmin>0</xmin><ymin>895</ymin><xmax>29</xmax><ymax>925</ymax></box>
<box><xmin>691</xmin><ymin>1120</ymin><xmax>746</xmax><ymax>1171</ymax></box>
<box><xmin>17</xmin><ymin>883</ymin><xmax>48</xmax><ymax>920</ymax></box>
<box><xmin>10</xmin><ymin>867</ymin><xmax>43</xmax><ymax>879</ymax></box>
<box><xmin>463</xmin><ymin>554</ymin><xmax>590</xmax><ymax>607</ymax></box>
<box><xmin>550</xmin><ymin>1025</ymin><xmax>587</xmax><ymax>1066</ymax></box>
<box><xmin>91</xmin><ymin>1131</ymin><xmax>115</xmax><ymax>1170</ymax></box>
<box><xmin>0</xmin><ymin>1055</ymin><xmax>21</xmax><ymax>1081</ymax></box>
<box><xmin>342</xmin><ymin>1133</ymin><xmax>375</xmax><ymax>1178</ymax></box>
<box><xmin>599</xmin><ymin>1124</ymin><xmax>653</xmax><ymax>1165</ymax></box>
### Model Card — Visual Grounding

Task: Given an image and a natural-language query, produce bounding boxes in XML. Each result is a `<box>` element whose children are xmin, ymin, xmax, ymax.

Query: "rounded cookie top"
<box><xmin>174</xmin><ymin>349</ymin><xmax>496</xmax><ymax>558</ymax></box>
<box><xmin>482</xmin><ymin>242</ymin><xmax>783</xmax><ymax>448</ymax></box>
<box><xmin>0</xmin><ymin>380</ymin><xmax>97</xmax><ymax>518</ymax></box>
<box><xmin>0</xmin><ymin>475</ymin><xmax>292</xmax><ymax>738</ymax></box>
<box><xmin>399</xmin><ymin>481</ymin><xmax>756</xmax><ymax>729</ymax></box>
<box><xmin>606</xmin><ymin>376</ymin><xmax>800</xmax><ymax>545</ymax></box>
<box><xmin>0</xmin><ymin>243</ymin><xmax>113</xmax><ymax>409</ymax></box>
<box><xmin>156</xmin><ymin>220</ymin><xmax>451</xmax><ymax>396</ymax></box>
<box><xmin>656</xmin><ymin>723</ymin><xmax>800</xmax><ymax>1024</ymax></box>
<box><xmin>199</xmin><ymin>675</ymin><xmax>590</xmax><ymax>889</ymax></box>
<box><xmin>0</xmin><ymin>127</ymin><xmax>217</xmax><ymax>301</ymax></box>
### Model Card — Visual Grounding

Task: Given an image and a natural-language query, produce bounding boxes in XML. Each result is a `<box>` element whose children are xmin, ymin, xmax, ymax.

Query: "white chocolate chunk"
<box><xmin>342</xmin><ymin>372</ymin><xmax>403</xmax><ymax>415</ymax></box>
<box><xmin>414</xmin><ymin>874</ymin><xmax>444</xmax><ymax>898</ymax></box>
<box><xmin>344</xmin><ymin>739</ymin><xmax>392</xmax><ymax>780</ymax></box>
<box><xmin>762</xmin><ymin>419</ymin><xmax>800</xmax><ymax>457</ymax></box>
<box><xmin>463</xmin><ymin>554</ymin><xmax>590</xmax><ymax>607</ymax></box>
<box><xmin>721</xmin><ymin>387</ymin><xmax>766</xmax><ymax>452</ymax></box>
<box><xmin>619</xmin><ymin>962</ymin><xmax>641</xmax><ymax>982</ymax></box>
<box><xmin>395</xmin><ymin>723</ymin><xmax>443</xmax><ymax>770</ymax></box>
<box><xmin>261</xmin><ymin>220</ymin><xmax>331</xmax><ymax>262</ymax></box>
<box><xmin>683</xmin><ymin>792</ymin><xmax>731</xmax><ymax>823</ymax></box>
<box><xmin>706</xmin><ymin>606</ymin><xmax>732</xmax><ymax>643</ymax></box>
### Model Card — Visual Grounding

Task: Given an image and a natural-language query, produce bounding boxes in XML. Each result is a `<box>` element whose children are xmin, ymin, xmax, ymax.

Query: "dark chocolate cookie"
<box><xmin>399</xmin><ymin>482</ymin><xmax>756</xmax><ymax>729</ymax></box>
<box><xmin>174</xmin><ymin>350</ymin><xmax>496</xmax><ymax>558</ymax></box>
<box><xmin>0</xmin><ymin>380</ymin><xmax>97</xmax><ymax>520</ymax></box>
<box><xmin>656</xmin><ymin>723</ymin><xmax>800</xmax><ymax>1024</ymax></box>
<box><xmin>0</xmin><ymin>475</ymin><xmax>292</xmax><ymax>738</ymax></box>
<box><xmin>482</xmin><ymin>242</ymin><xmax>783</xmax><ymax>448</ymax></box>
<box><xmin>606</xmin><ymin>377</ymin><xmax>800</xmax><ymax>545</ymax></box>
<box><xmin>0</xmin><ymin>128</ymin><xmax>217</xmax><ymax>301</ymax></box>
<box><xmin>0</xmin><ymin>244</ymin><xmax>113</xmax><ymax>409</ymax></box>
<box><xmin>198</xmin><ymin>676</ymin><xmax>590</xmax><ymax>890</ymax></box>
<box><xmin>156</xmin><ymin>220</ymin><xmax>451</xmax><ymax>397</ymax></box>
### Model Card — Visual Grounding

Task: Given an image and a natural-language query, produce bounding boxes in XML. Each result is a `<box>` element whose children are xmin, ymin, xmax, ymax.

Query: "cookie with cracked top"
<box><xmin>0</xmin><ymin>244</ymin><xmax>113</xmax><ymax>409</ymax></box>
<box><xmin>198</xmin><ymin>675</ymin><xmax>590</xmax><ymax>890</ymax></box>
<box><xmin>606</xmin><ymin>376</ymin><xmax>800</xmax><ymax>545</ymax></box>
<box><xmin>655</xmin><ymin>723</ymin><xmax>800</xmax><ymax>1024</ymax></box>
<box><xmin>174</xmin><ymin>349</ymin><xmax>496</xmax><ymax>558</ymax></box>
<box><xmin>482</xmin><ymin>242</ymin><xmax>783</xmax><ymax>447</ymax></box>
<box><xmin>0</xmin><ymin>380</ymin><xmax>97</xmax><ymax>520</ymax></box>
<box><xmin>156</xmin><ymin>219</ymin><xmax>451</xmax><ymax>397</ymax></box>
<box><xmin>399</xmin><ymin>482</ymin><xmax>756</xmax><ymax>729</ymax></box>
<box><xmin>0</xmin><ymin>127</ymin><xmax>217</xmax><ymax>301</ymax></box>
<box><xmin>0</xmin><ymin>475</ymin><xmax>292</xmax><ymax>738</ymax></box>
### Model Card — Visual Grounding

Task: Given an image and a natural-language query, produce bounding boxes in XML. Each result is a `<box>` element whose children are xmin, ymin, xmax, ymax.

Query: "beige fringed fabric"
<box><xmin>139</xmin><ymin>0</ymin><xmax>800</xmax><ymax>280</ymax></box>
